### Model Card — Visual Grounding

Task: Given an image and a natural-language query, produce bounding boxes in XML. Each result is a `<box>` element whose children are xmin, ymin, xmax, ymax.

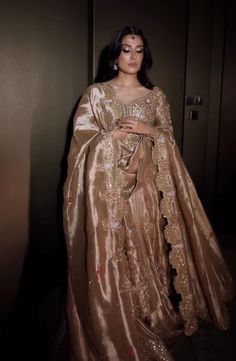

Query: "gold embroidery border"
<box><xmin>151</xmin><ymin>131</ymin><xmax>200</xmax><ymax>335</ymax></box>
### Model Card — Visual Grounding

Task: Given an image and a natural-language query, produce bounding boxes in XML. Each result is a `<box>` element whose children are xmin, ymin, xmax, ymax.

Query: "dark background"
<box><xmin>0</xmin><ymin>0</ymin><xmax>235</xmax><ymax>360</ymax></box>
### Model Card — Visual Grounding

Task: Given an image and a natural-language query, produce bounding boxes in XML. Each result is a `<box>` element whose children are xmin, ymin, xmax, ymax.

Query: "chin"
<box><xmin>122</xmin><ymin>68</ymin><xmax>140</xmax><ymax>75</ymax></box>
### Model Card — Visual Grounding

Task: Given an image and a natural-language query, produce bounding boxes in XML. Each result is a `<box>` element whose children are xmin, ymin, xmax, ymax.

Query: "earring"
<box><xmin>113</xmin><ymin>63</ymin><xmax>118</xmax><ymax>70</ymax></box>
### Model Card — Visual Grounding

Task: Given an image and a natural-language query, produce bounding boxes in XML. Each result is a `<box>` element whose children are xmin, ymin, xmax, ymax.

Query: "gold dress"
<box><xmin>63</xmin><ymin>82</ymin><xmax>233</xmax><ymax>361</ymax></box>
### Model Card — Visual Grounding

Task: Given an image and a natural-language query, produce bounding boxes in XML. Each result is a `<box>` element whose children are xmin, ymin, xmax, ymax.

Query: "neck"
<box><xmin>113</xmin><ymin>72</ymin><xmax>140</xmax><ymax>87</ymax></box>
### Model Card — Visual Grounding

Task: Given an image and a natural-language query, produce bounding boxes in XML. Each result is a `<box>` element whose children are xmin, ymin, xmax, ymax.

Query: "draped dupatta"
<box><xmin>63</xmin><ymin>83</ymin><xmax>233</xmax><ymax>361</ymax></box>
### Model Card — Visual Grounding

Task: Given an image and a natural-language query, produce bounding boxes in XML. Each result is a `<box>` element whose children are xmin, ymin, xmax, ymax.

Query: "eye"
<box><xmin>122</xmin><ymin>47</ymin><xmax>130</xmax><ymax>53</ymax></box>
<box><xmin>136</xmin><ymin>47</ymin><xmax>144</xmax><ymax>53</ymax></box>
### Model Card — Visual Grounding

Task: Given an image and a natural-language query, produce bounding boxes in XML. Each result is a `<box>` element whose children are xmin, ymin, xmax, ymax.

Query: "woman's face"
<box><xmin>116</xmin><ymin>34</ymin><xmax>144</xmax><ymax>75</ymax></box>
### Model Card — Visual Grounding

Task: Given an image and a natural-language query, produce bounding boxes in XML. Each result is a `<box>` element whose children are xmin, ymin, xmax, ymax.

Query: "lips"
<box><xmin>128</xmin><ymin>63</ymin><xmax>138</xmax><ymax>66</ymax></box>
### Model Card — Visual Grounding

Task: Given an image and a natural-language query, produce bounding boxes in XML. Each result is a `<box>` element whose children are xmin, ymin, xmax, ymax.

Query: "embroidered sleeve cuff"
<box><xmin>148</xmin><ymin>124</ymin><xmax>173</xmax><ymax>143</ymax></box>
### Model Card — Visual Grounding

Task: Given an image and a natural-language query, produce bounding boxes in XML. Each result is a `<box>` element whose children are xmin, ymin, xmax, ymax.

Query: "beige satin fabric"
<box><xmin>63</xmin><ymin>83</ymin><xmax>233</xmax><ymax>361</ymax></box>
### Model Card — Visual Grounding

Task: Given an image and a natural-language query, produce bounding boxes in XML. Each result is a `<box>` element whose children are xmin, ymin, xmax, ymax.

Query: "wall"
<box><xmin>0</xmin><ymin>0</ymin><xmax>88</xmax><ymax>318</ymax></box>
<box><xmin>214</xmin><ymin>0</ymin><xmax>236</xmax><ymax>234</ymax></box>
<box><xmin>183</xmin><ymin>0</ymin><xmax>213</xmax><ymax>193</ymax></box>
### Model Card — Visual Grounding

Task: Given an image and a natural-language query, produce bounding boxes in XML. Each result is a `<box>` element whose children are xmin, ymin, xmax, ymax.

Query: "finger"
<box><xmin>119</xmin><ymin>127</ymin><xmax>128</xmax><ymax>132</ymax></box>
<box><xmin>119</xmin><ymin>120</ymin><xmax>136</xmax><ymax>126</ymax></box>
<box><xmin>120</xmin><ymin>117</ymin><xmax>139</xmax><ymax>123</ymax></box>
<box><xmin>118</xmin><ymin>123</ymin><xmax>132</xmax><ymax>129</ymax></box>
<box><xmin>120</xmin><ymin>125</ymin><xmax>132</xmax><ymax>130</ymax></box>
<box><xmin>120</xmin><ymin>126</ymin><xmax>133</xmax><ymax>132</ymax></box>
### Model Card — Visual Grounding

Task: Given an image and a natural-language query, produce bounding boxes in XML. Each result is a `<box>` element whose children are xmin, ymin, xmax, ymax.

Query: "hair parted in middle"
<box><xmin>106</xmin><ymin>25</ymin><xmax>154</xmax><ymax>89</ymax></box>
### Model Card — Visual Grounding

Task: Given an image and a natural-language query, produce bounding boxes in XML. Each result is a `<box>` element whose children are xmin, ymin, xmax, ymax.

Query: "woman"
<box><xmin>63</xmin><ymin>25</ymin><xmax>233</xmax><ymax>361</ymax></box>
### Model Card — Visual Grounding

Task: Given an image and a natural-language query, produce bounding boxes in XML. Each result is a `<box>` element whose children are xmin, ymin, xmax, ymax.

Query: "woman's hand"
<box><xmin>112</xmin><ymin>128</ymin><xmax>128</xmax><ymax>140</ymax></box>
<box><xmin>117</xmin><ymin>117</ymin><xmax>151</xmax><ymax>135</ymax></box>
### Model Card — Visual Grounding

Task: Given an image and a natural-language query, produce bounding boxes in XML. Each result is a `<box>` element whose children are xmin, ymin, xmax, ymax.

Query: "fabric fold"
<box><xmin>63</xmin><ymin>82</ymin><xmax>233</xmax><ymax>361</ymax></box>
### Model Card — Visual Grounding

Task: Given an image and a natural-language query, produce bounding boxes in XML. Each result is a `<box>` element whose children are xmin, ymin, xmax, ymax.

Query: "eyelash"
<box><xmin>122</xmin><ymin>48</ymin><xmax>143</xmax><ymax>53</ymax></box>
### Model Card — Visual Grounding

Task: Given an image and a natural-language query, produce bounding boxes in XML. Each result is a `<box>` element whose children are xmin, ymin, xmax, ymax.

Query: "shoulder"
<box><xmin>152</xmin><ymin>86</ymin><xmax>171</xmax><ymax>110</ymax></box>
<box><xmin>152</xmin><ymin>86</ymin><xmax>168</xmax><ymax>101</ymax></box>
<box><xmin>83</xmin><ymin>82</ymin><xmax>107</xmax><ymax>99</ymax></box>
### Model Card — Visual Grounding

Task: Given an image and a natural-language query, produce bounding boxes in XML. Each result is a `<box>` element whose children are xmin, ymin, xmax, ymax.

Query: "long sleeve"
<box><xmin>148</xmin><ymin>89</ymin><xmax>174</xmax><ymax>144</ymax></box>
<box><xmin>63</xmin><ymin>85</ymin><xmax>118</xmax><ymax>241</ymax></box>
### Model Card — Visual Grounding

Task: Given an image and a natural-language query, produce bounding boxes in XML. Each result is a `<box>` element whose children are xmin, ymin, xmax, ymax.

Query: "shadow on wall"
<box><xmin>0</xmin><ymin>96</ymin><xmax>83</xmax><ymax>361</ymax></box>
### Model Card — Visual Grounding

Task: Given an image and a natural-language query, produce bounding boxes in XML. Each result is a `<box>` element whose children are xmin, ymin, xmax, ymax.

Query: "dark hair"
<box><xmin>106</xmin><ymin>25</ymin><xmax>154</xmax><ymax>89</ymax></box>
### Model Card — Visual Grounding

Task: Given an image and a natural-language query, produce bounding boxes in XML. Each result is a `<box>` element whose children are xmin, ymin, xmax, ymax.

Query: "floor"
<box><xmin>0</xmin><ymin>237</ymin><xmax>235</xmax><ymax>361</ymax></box>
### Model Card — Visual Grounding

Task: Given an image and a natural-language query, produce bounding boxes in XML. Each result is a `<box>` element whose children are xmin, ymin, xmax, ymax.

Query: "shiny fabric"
<box><xmin>63</xmin><ymin>82</ymin><xmax>233</xmax><ymax>361</ymax></box>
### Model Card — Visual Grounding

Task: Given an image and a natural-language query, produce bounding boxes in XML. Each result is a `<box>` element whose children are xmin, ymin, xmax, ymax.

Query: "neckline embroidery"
<box><xmin>103</xmin><ymin>82</ymin><xmax>155</xmax><ymax>107</ymax></box>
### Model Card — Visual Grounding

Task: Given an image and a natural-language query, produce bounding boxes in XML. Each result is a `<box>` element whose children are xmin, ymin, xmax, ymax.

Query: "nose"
<box><xmin>130</xmin><ymin>50</ymin><xmax>136</xmax><ymax>60</ymax></box>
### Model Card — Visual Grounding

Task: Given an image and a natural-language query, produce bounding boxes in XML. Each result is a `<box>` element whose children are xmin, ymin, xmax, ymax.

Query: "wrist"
<box><xmin>147</xmin><ymin>126</ymin><xmax>160</xmax><ymax>141</ymax></box>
